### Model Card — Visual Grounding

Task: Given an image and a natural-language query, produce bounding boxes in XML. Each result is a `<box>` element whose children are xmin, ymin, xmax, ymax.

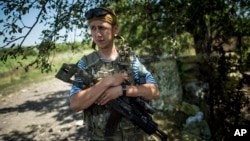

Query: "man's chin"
<box><xmin>97</xmin><ymin>45</ymin><xmax>108</xmax><ymax>49</ymax></box>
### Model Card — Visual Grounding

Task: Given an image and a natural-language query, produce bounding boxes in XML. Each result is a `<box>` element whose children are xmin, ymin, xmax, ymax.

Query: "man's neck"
<box><xmin>98</xmin><ymin>45</ymin><xmax>118</xmax><ymax>61</ymax></box>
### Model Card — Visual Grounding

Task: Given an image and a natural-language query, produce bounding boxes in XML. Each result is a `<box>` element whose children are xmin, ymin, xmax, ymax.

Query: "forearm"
<box><xmin>126</xmin><ymin>83</ymin><xmax>160</xmax><ymax>100</ymax></box>
<box><xmin>70</xmin><ymin>79</ymin><xmax>109</xmax><ymax>112</ymax></box>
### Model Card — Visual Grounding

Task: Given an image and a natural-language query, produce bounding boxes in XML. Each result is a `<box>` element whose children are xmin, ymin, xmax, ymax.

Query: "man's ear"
<box><xmin>113</xmin><ymin>24</ymin><xmax>119</xmax><ymax>34</ymax></box>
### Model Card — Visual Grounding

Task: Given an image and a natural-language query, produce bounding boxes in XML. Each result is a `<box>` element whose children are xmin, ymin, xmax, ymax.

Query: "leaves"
<box><xmin>0</xmin><ymin>1</ymin><xmax>249</xmax><ymax>140</ymax></box>
<box><xmin>0</xmin><ymin>0</ymin><xmax>250</xmax><ymax>70</ymax></box>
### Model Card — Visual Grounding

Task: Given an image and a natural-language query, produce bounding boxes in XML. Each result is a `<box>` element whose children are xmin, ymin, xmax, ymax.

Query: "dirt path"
<box><xmin>0</xmin><ymin>78</ymin><xmax>86</xmax><ymax>141</ymax></box>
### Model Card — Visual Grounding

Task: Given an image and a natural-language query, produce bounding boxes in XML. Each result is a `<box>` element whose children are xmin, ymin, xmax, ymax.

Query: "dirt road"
<box><xmin>0</xmin><ymin>78</ymin><xmax>86</xmax><ymax>141</ymax></box>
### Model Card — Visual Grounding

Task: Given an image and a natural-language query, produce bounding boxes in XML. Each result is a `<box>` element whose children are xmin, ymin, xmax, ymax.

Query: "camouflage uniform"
<box><xmin>70</xmin><ymin>46</ymin><xmax>157</xmax><ymax>141</ymax></box>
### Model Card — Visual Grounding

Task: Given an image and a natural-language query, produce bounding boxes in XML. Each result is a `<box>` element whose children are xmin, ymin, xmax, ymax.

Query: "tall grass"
<box><xmin>0</xmin><ymin>46</ymin><xmax>93</xmax><ymax>96</ymax></box>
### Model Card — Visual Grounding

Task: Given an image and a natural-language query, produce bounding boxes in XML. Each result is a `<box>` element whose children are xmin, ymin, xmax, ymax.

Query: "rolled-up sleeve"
<box><xmin>69</xmin><ymin>59</ymin><xmax>86</xmax><ymax>97</ymax></box>
<box><xmin>132</xmin><ymin>56</ymin><xmax>157</xmax><ymax>85</ymax></box>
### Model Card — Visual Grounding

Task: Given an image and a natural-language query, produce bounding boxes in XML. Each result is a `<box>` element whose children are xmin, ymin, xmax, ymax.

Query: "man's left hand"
<box><xmin>95</xmin><ymin>85</ymin><xmax>123</xmax><ymax>105</ymax></box>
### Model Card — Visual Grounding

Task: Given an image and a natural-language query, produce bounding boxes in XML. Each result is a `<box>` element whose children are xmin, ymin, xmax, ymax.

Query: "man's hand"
<box><xmin>103</xmin><ymin>73</ymin><xmax>128</xmax><ymax>87</ymax></box>
<box><xmin>95</xmin><ymin>85</ymin><xmax>122</xmax><ymax>105</ymax></box>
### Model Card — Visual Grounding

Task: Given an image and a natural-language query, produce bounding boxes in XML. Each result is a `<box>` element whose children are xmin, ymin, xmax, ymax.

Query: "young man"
<box><xmin>70</xmin><ymin>7</ymin><xmax>160</xmax><ymax>141</ymax></box>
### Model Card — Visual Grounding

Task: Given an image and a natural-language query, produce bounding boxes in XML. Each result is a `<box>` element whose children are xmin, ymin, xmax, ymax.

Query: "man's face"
<box><xmin>89</xmin><ymin>20</ymin><xmax>117</xmax><ymax>49</ymax></box>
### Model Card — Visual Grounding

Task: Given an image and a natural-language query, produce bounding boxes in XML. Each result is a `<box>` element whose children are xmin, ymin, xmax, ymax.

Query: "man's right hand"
<box><xmin>103</xmin><ymin>73</ymin><xmax>129</xmax><ymax>87</ymax></box>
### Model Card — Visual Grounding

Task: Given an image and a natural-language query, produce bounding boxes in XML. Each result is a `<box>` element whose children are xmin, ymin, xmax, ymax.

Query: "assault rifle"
<box><xmin>55</xmin><ymin>63</ymin><xmax>168</xmax><ymax>141</ymax></box>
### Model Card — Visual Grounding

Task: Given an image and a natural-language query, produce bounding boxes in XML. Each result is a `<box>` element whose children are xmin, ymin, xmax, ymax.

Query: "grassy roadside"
<box><xmin>0</xmin><ymin>73</ymin><xmax>55</xmax><ymax>97</ymax></box>
<box><xmin>0</xmin><ymin>49</ymin><xmax>93</xmax><ymax>97</ymax></box>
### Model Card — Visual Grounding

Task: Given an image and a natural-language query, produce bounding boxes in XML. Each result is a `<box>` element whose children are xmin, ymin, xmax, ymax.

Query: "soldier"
<box><xmin>69</xmin><ymin>7</ymin><xmax>160</xmax><ymax>141</ymax></box>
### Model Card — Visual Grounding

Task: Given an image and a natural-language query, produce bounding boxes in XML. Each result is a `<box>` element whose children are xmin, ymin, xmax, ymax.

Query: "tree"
<box><xmin>1</xmin><ymin>0</ymin><xmax>250</xmax><ymax>69</ymax></box>
<box><xmin>0</xmin><ymin>0</ymin><xmax>194</xmax><ymax>71</ymax></box>
<box><xmin>0</xmin><ymin>0</ymin><xmax>104</xmax><ymax>71</ymax></box>
<box><xmin>1</xmin><ymin>1</ymin><xmax>250</xmax><ymax>139</ymax></box>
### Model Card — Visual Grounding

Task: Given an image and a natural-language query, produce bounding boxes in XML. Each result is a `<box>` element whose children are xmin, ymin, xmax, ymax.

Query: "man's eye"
<box><xmin>91</xmin><ymin>27</ymin><xmax>96</xmax><ymax>31</ymax></box>
<box><xmin>99</xmin><ymin>26</ymin><xmax>105</xmax><ymax>30</ymax></box>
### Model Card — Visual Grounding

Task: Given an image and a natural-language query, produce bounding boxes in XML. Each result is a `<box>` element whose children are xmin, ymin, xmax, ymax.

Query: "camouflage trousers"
<box><xmin>82</xmin><ymin>107</ymin><xmax>157</xmax><ymax>141</ymax></box>
<box><xmin>85</xmin><ymin>127</ymin><xmax>146</xmax><ymax>141</ymax></box>
<box><xmin>87</xmin><ymin>128</ymin><xmax>146</xmax><ymax>141</ymax></box>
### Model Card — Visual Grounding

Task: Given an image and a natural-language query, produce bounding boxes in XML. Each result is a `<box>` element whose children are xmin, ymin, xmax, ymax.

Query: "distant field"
<box><xmin>0</xmin><ymin>49</ymin><xmax>93</xmax><ymax>96</ymax></box>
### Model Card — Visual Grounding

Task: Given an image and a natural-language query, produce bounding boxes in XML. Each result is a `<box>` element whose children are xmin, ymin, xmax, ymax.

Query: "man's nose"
<box><xmin>94</xmin><ymin>29</ymin><xmax>102</xmax><ymax>37</ymax></box>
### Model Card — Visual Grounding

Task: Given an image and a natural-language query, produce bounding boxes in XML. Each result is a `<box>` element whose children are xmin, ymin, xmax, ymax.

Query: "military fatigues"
<box><xmin>70</xmin><ymin>47</ymin><xmax>157</xmax><ymax>141</ymax></box>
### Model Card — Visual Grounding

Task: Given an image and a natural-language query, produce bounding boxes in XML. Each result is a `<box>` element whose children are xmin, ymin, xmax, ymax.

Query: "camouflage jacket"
<box><xmin>70</xmin><ymin>46</ymin><xmax>157</xmax><ymax>141</ymax></box>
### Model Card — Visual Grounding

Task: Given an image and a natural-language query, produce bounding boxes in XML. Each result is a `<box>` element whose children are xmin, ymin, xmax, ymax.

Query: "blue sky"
<box><xmin>0</xmin><ymin>7</ymin><xmax>83</xmax><ymax>48</ymax></box>
<box><xmin>0</xmin><ymin>8</ymin><xmax>44</xmax><ymax>47</ymax></box>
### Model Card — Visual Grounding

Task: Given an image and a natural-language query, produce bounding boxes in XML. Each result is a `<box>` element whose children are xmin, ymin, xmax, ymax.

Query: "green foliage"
<box><xmin>1</xmin><ymin>0</ymin><xmax>250</xmax><ymax>140</ymax></box>
<box><xmin>0</xmin><ymin>41</ymin><xmax>90</xmax><ymax>79</ymax></box>
<box><xmin>0</xmin><ymin>43</ymin><xmax>92</xmax><ymax>95</ymax></box>
<box><xmin>207</xmin><ymin>50</ymin><xmax>250</xmax><ymax>140</ymax></box>
<box><xmin>0</xmin><ymin>0</ymin><xmax>99</xmax><ymax>71</ymax></box>
<box><xmin>1</xmin><ymin>0</ymin><xmax>250</xmax><ymax>68</ymax></box>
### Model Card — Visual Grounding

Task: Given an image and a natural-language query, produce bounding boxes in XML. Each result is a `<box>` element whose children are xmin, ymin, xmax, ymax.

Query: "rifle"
<box><xmin>55</xmin><ymin>63</ymin><xmax>168</xmax><ymax>141</ymax></box>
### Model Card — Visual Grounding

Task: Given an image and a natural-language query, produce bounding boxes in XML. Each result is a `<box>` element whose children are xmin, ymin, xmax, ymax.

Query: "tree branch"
<box><xmin>18</xmin><ymin>6</ymin><xmax>45</xmax><ymax>47</ymax></box>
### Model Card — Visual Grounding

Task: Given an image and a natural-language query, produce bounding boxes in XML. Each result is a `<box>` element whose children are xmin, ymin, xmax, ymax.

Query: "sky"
<box><xmin>0</xmin><ymin>8</ymin><xmax>41</xmax><ymax>47</ymax></box>
<box><xmin>0</xmin><ymin>6</ymin><xmax>83</xmax><ymax>48</ymax></box>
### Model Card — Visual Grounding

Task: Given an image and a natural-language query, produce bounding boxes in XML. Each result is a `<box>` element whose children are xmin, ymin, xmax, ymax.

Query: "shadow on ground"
<box><xmin>0</xmin><ymin>90</ymin><xmax>87</xmax><ymax>141</ymax></box>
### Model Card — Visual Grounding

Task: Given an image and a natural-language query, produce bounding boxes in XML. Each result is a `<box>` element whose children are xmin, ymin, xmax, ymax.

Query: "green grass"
<box><xmin>0</xmin><ymin>46</ymin><xmax>197</xmax><ymax>96</ymax></box>
<box><xmin>0</xmin><ymin>49</ymin><xmax>93</xmax><ymax>96</ymax></box>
